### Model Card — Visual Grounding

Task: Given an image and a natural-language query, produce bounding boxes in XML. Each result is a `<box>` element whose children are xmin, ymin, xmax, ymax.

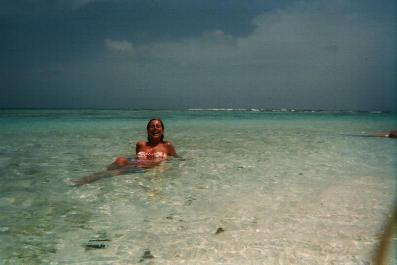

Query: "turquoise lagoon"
<box><xmin>0</xmin><ymin>109</ymin><xmax>396</xmax><ymax>264</ymax></box>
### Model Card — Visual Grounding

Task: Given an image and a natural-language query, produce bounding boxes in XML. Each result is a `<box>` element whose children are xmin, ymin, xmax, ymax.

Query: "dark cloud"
<box><xmin>0</xmin><ymin>0</ymin><xmax>291</xmax><ymax>67</ymax></box>
<box><xmin>0</xmin><ymin>0</ymin><xmax>395</xmax><ymax>110</ymax></box>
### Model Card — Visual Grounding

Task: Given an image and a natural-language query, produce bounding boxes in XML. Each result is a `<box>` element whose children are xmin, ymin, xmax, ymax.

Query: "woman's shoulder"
<box><xmin>136</xmin><ymin>140</ymin><xmax>147</xmax><ymax>149</ymax></box>
<box><xmin>162</xmin><ymin>141</ymin><xmax>176</xmax><ymax>148</ymax></box>
<box><xmin>162</xmin><ymin>141</ymin><xmax>176</xmax><ymax>155</ymax></box>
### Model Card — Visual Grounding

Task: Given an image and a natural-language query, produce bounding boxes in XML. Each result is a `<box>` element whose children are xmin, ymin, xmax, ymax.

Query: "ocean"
<box><xmin>0</xmin><ymin>109</ymin><xmax>396</xmax><ymax>264</ymax></box>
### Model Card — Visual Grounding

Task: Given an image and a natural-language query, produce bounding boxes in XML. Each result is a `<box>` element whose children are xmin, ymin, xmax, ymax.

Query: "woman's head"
<box><xmin>146</xmin><ymin>118</ymin><xmax>165</xmax><ymax>142</ymax></box>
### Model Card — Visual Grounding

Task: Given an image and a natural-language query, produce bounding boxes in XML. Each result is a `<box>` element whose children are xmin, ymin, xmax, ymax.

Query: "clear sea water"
<box><xmin>0</xmin><ymin>109</ymin><xmax>396</xmax><ymax>265</ymax></box>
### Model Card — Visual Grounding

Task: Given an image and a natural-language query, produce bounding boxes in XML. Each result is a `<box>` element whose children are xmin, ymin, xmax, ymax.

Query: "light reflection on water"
<box><xmin>0</xmin><ymin>110</ymin><xmax>396</xmax><ymax>264</ymax></box>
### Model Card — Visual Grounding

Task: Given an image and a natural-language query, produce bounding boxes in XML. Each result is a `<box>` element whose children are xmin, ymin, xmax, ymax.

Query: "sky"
<box><xmin>0</xmin><ymin>0</ymin><xmax>396</xmax><ymax>110</ymax></box>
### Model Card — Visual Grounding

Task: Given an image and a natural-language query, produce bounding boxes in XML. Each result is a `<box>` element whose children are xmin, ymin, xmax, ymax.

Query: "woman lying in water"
<box><xmin>72</xmin><ymin>118</ymin><xmax>176</xmax><ymax>184</ymax></box>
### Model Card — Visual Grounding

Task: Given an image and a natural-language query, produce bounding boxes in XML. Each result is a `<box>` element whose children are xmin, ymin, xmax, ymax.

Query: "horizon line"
<box><xmin>0</xmin><ymin>107</ymin><xmax>395</xmax><ymax>113</ymax></box>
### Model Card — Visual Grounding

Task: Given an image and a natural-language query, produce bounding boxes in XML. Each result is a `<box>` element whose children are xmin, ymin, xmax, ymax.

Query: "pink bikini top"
<box><xmin>137</xmin><ymin>151</ymin><xmax>167</xmax><ymax>160</ymax></box>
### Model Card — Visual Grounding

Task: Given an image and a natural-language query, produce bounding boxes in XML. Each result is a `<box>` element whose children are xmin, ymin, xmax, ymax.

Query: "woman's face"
<box><xmin>147</xmin><ymin>120</ymin><xmax>164</xmax><ymax>141</ymax></box>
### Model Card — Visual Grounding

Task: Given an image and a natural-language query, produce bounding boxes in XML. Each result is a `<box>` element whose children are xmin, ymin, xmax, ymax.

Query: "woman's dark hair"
<box><xmin>146</xmin><ymin>118</ymin><xmax>165</xmax><ymax>142</ymax></box>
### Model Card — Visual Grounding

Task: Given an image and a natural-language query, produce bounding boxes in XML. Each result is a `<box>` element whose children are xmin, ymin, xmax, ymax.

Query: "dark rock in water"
<box><xmin>84</xmin><ymin>239</ymin><xmax>110</xmax><ymax>250</ymax></box>
<box><xmin>215</xmin><ymin>227</ymin><xmax>225</xmax><ymax>234</ymax></box>
<box><xmin>139</xmin><ymin>249</ymin><xmax>155</xmax><ymax>262</ymax></box>
<box><xmin>86</xmin><ymin>243</ymin><xmax>106</xmax><ymax>249</ymax></box>
<box><xmin>184</xmin><ymin>195</ymin><xmax>196</xmax><ymax>206</ymax></box>
<box><xmin>166</xmin><ymin>214</ymin><xmax>173</xmax><ymax>220</ymax></box>
<box><xmin>142</xmin><ymin>250</ymin><xmax>154</xmax><ymax>259</ymax></box>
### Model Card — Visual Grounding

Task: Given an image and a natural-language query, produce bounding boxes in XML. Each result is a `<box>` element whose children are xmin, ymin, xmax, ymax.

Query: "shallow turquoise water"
<box><xmin>0</xmin><ymin>109</ymin><xmax>396</xmax><ymax>264</ymax></box>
